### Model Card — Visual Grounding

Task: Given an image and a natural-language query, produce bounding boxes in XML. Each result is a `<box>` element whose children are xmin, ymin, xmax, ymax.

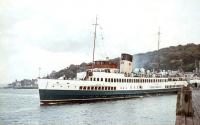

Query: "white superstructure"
<box><xmin>38</xmin><ymin>72</ymin><xmax>187</xmax><ymax>91</ymax></box>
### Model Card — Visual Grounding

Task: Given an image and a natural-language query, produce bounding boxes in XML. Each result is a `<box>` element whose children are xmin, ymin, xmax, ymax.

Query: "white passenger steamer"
<box><xmin>38</xmin><ymin>53</ymin><xmax>187</xmax><ymax>104</ymax></box>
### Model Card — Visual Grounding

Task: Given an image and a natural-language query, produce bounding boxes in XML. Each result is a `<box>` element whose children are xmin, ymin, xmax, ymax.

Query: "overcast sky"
<box><xmin>0</xmin><ymin>0</ymin><xmax>200</xmax><ymax>84</ymax></box>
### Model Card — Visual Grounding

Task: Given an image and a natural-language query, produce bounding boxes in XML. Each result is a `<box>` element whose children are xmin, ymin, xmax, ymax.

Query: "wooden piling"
<box><xmin>176</xmin><ymin>86</ymin><xmax>193</xmax><ymax>116</ymax></box>
<box><xmin>175</xmin><ymin>87</ymin><xmax>200</xmax><ymax>125</ymax></box>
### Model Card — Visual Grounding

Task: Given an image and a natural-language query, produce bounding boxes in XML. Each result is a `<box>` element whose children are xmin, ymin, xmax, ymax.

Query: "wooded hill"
<box><xmin>46</xmin><ymin>43</ymin><xmax>200</xmax><ymax>79</ymax></box>
<box><xmin>134</xmin><ymin>43</ymin><xmax>200</xmax><ymax>71</ymax></box>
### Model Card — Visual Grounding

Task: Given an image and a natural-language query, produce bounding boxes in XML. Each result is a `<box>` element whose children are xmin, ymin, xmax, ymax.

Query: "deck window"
<box><xmin>108</xmin><ymin>87</ymin><xmax>110</xmax><ymax>90</ymax></box>
<box><xmin>119</xmin><ymin>79</ymin><xmax>121</xmax><ymax>82</ymax></box>
<box><xmin>97</xmin><ymin>78</ymin><xmax>99</xmax><ymax>81</ymax></box>
<box><xmin>105</xmin><ymin>87</ymin><xmax>108</xmax><ymax>90</ymax></box>
<box><xmin>101</xmin><ymin>78</ymin><xmax>103</xmax><ymax>81</ymax></box>
<box><xmin>93</xmin><ymin>78</ymin><xmax>96</xmax><ymax>81</ymax></box>
<box><xmin>91</xmin><ymin>87</ymin><xmax>94</xmax><ymax>90</ymax></box>
<box><xmin>105</xmin><ymin>78</ymin><xmax>107</xmax><ymax>82</ymax></box>
<box><xmin>102</xmin><ymin>87</ymin><xmax>104</xmax><ymax>90</ymax></box>
<box><xmin>90</xmin><ymin>78</ymin><xmax>92</xmax><ymax>81</ymax></box>
<box><xmin>108</xmin><ymin>78</ymin><xmax>110</xmax><ymax>82</ymax></box>
<box><xmin>98</xmin><ymin>86</ymin><xmax>101</xmax><ymax>90</ymax></box>
<box><xmin>111</xmin><ymin>78</ymin><xmax>113</xmax><ymax>82</ymax></box>
<box><xmin>80</xmin><ymin>86</ymin><xmax>82</xmax><ymax>90</ymax></box>
<box><xmin>87</xmin><ymin>86</ymin><xmax>90</xmax><ymax>90</ymax></box>
<box><xmin>95</xmin><ymin>87</ymin><xmax>98</xmax><ymax>90</ymax></box>
<box><xmin>114</xmin><ymin>87</ymin><xmax>116</xmax><ymax>90</ymax></box>
<box><xmin>83</xmin><ymin>86</ymin><xmax>86</xmax><ymax>90</ymax></box>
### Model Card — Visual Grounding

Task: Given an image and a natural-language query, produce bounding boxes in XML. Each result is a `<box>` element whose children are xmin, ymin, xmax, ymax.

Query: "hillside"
<box><xmin>134</xmin><ymin>43</ymin><xmax>200</xmax><ymax>71</ymax></box>
<box><xmin>46</xmin><ymin>43</ymin><xmax>200</xmax><ymax>79</ymax></box>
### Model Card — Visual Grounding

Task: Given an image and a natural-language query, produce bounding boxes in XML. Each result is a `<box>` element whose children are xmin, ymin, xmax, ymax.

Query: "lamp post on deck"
<box><xmin>38</xmin><ymin>67</ymin><xmax>41</xmax><ymax>78</ymax></box>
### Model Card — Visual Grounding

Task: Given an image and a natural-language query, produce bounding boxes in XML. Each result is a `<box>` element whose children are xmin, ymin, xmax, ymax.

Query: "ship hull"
<box><xmin>39</xmin><ymin>88</ymin><xmax>179</xmax><ymax>104</ymax></box>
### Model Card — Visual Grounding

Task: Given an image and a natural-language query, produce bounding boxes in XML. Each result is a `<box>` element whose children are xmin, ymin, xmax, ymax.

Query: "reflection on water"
<box><xmin>0</xmin><ymin>89</ymin><xmax>176</xmax><ymax>125</ymax></box>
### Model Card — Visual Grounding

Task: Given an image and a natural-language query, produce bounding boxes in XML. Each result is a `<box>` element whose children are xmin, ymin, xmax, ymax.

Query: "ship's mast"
<box><xmin>92</xmin><ymin>16</ymin><xmax>98</xmax><ymax>70</ymax></box>
<box><xmin>157</xmin><ymin>27</ymin><xmax>160</xmax><ymax>72</ymax></box>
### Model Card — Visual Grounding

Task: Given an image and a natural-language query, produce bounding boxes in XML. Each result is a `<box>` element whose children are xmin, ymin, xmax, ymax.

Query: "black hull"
<box><xmin>39</xmin><ymin>88</ymin><xmax>180</xmax><ymax>104</ymax></box>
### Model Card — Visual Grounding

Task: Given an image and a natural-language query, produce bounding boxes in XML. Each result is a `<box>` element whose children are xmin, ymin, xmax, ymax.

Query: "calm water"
<box><xmin>0</xmin><ymin>89</ymin><xmax>177</xmax><ymax>125</ymax></box>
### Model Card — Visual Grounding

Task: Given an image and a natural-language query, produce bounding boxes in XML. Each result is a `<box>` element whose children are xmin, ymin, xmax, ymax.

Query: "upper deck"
<box><xmin>86</xmin><ymin>60</ymin><xmax>118</xmax><ymax>69</ymax></box>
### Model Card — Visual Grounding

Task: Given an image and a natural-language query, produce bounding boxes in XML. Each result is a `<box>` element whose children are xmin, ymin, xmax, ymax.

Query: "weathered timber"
<box><xmin>176</xmin><ymin>86</ymin><xmax>193</xmax><ymax>116</ymax></box>
<box><xmin>176</xmin><ymin>87</ymin><xmax>200</xmax><ymax>125</ymax></box>
<box><xmin>192</xmin><ymin>89</ymin><xmax>200</xmax><ymax>125</ymax></box>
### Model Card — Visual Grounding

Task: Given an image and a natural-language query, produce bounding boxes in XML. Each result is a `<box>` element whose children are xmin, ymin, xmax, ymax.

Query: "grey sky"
<box><xmin>0</xmin><ymin>0</ymin><xmax>200</xmax><ymax>84</ymax></box>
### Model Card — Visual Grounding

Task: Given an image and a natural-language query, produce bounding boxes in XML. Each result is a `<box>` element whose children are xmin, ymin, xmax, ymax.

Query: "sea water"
<box><xmin>0</xmin><ymin>89</ymin><xmax>176</xmax><ymax>125</ymax></box>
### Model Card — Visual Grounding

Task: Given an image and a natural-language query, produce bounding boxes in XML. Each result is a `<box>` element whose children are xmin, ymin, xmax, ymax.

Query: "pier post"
<box><xmin>176</xmin><ymin>86</ymin><xmax>193</xmax><ymax>116</ymax></box>
<box><xmin>175</xmin><ymin>86</ymin><xmax>194</xmax><ymax>125</ymax></box>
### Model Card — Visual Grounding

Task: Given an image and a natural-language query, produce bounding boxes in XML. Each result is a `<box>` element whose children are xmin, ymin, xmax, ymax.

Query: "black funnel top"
<box><xmin>121</xmin><ymin>53</ymin><xmax>133</xmax><ymax>62</ymax></box>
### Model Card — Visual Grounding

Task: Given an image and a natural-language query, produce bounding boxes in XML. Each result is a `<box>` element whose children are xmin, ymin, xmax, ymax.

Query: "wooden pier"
<box><xmin>175</xmin><ymin>87</ymin><xmax>200</xmax><ymax>125</ymax></box>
